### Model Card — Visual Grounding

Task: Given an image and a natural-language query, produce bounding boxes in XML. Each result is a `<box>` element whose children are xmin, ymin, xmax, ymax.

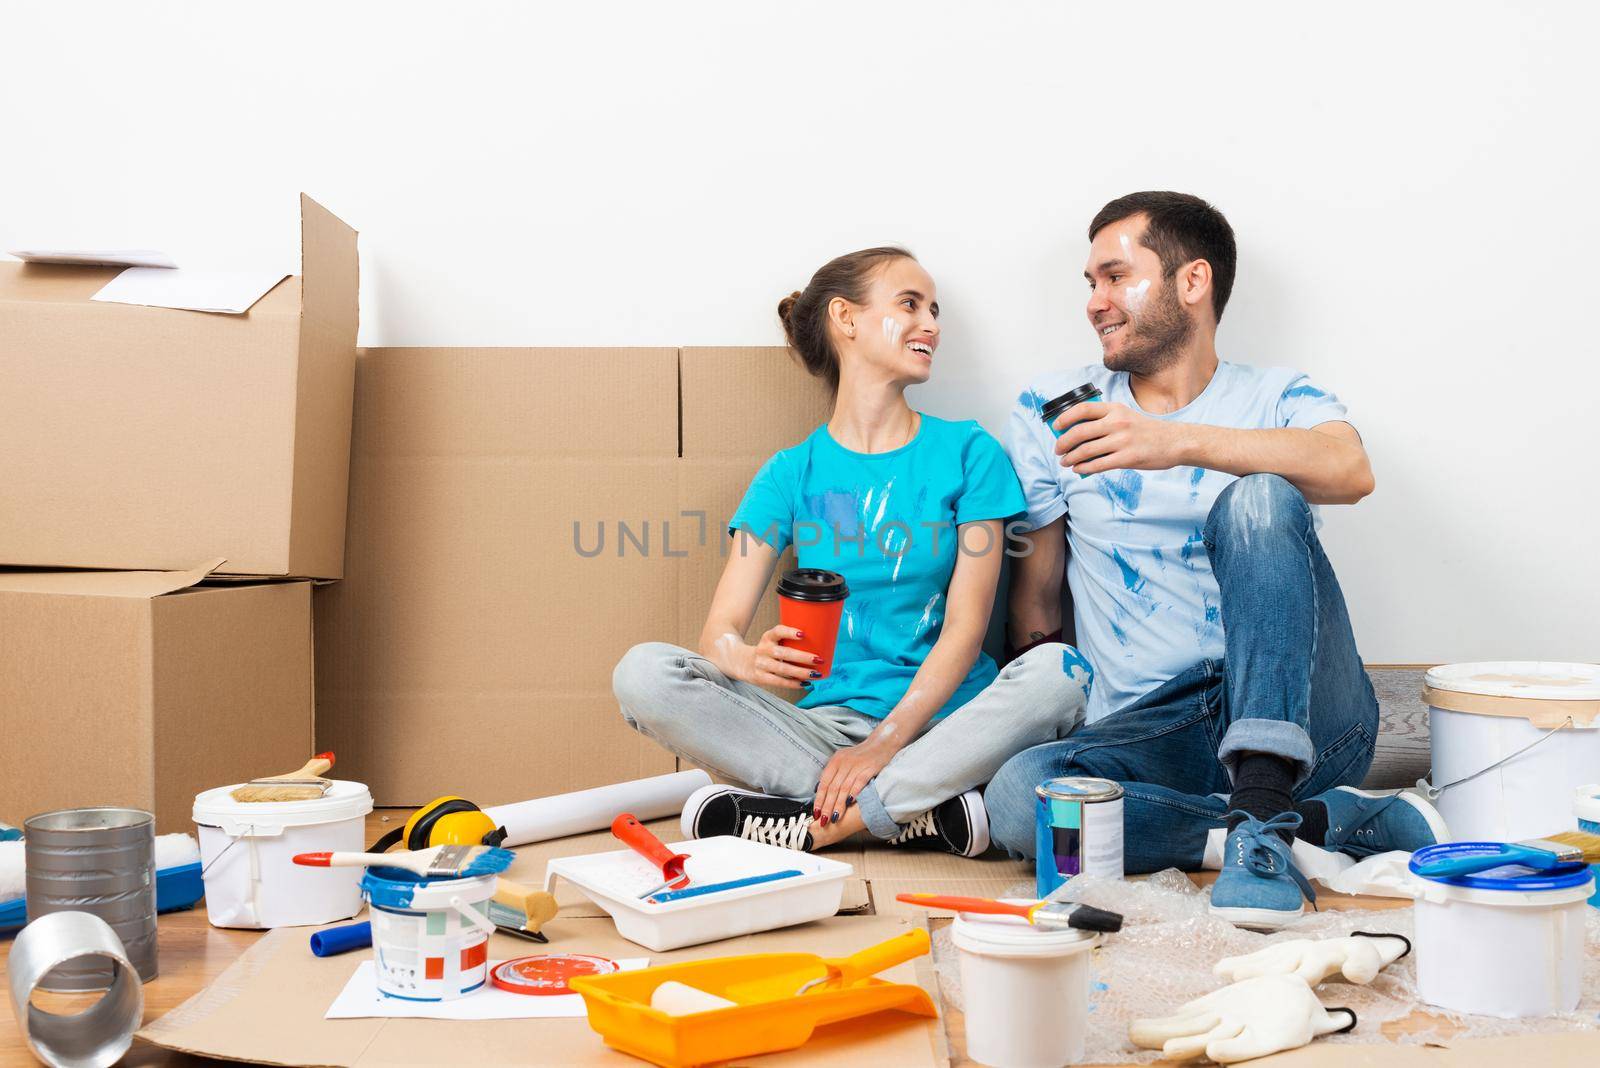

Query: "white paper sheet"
<box><xmin>485</xmin><ymin>770</ymin><xmax>712</xmax><ymax>847</ymax></box>
<box><xmin>324</xmin><ymin>958</ymin><xmax>649</xmax><ymax>1020</ymax></box>
<box><xmin>7</xmin><ymin>248</ymin><xmax>178</xmax><ymax>268</ymax></box>
<box><xmin>91</xmin><ymin>265</ymin><xmax>289</xmax><ymax>314</ymax></box>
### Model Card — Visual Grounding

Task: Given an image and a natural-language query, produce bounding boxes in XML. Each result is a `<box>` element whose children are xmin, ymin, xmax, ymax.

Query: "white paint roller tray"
<box><xmin>544</xmin><ymin>835</ymin><xmax>853</xmax><ymax>950</ymax></box>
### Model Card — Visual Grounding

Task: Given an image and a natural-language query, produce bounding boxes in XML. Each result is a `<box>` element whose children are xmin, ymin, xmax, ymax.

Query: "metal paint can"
<box><xmin>24</xmin><ymin>808</ymin><xmax>157</xmax><ymax>990</ymax></box>
<box><xmin>1034</xmin><ymin>777</ymin><xmax>1124</xmax><ymax>896</ymax></box>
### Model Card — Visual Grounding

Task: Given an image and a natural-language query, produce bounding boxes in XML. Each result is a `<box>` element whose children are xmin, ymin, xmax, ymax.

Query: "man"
<box><xmin>988</xmin><ymin>191</ymin><xmax>1445</xmax><ymax>929</ymax></box>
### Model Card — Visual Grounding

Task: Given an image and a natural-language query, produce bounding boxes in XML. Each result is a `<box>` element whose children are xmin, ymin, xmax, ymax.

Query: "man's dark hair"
<box><xmin>1089</xmin><ymin>192</ymin><xmax>1237</xmax><ymax>323</ymax></box>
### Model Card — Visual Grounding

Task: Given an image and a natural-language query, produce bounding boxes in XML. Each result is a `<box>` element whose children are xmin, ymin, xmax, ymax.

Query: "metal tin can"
<box><xmin>1034</xmin><ymin>777</ymin><xmax>1124</xmax><ymax>896</ymax></box>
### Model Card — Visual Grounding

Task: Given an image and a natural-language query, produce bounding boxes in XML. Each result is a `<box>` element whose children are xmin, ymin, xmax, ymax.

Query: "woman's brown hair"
<box><xmin>777</xmin><ymin>246</ymin><xmax>913</xmax><ymax>394</ymax></box>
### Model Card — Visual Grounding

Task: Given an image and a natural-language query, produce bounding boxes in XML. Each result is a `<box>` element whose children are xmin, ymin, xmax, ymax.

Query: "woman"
<box><xmin>613</xmin><ymin>247</ymin><xmax>1091</xmax><ymax>856</ymax></box>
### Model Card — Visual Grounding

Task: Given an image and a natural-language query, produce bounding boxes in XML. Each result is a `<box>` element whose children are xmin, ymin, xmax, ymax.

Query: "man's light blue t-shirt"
<box><xmin>1004</xmin><ymin>361</ymin><xmax>1351</xmax><ymax>724</ymax></box>
<box><xmin>730</xmin><ymin>414</ymin><xmax>1025</xmax><ymax>720</ymax></box>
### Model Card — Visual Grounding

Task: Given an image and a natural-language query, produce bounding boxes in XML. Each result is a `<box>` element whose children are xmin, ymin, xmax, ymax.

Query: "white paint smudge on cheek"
<box><xmin>881</xmin><ymin>316</ymin><xmax>903</xmax><ymax>347</ymax></box>
<box><xmin>1123</xmin><ymin>278</ymin><xmax>1151</xmax><ymax>317</ymax></box>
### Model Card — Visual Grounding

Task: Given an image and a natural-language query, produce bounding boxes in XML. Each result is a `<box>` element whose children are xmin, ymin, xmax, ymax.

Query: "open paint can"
<box><xmin>1421</xmin><ymin>661</ymin><xmax>1600</xmax><ymax>842</ymax></box>
<box><xmin>361</xmin><ymin>866</ymin><xmax>497</xmax><ymax>1001</ymax></box>
<box><xmin>1409</xmin><ymin>843</ymin><xmax>1593</xmax><ymax>1018</ymax></box>
<box><xmin>952</xmin><ymin>905</ymin><xmax>1096</xmax><ymax>1067</ymax></box>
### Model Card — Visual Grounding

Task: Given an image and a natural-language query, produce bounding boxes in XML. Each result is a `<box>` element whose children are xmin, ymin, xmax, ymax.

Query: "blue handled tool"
<box><xmin>310</xmin><ymin>921</ymin><xmax>372</xmax><ymax>957</ymax></box>
<box><xmin>648</xmin><ymin>870</ymin><xmax>804</xmax><ymax>903</ymax></box>
<box><xmin>1411</xmin><ymin>835</ymin><xmax>1600</xmax><ymax>880</ymax></box>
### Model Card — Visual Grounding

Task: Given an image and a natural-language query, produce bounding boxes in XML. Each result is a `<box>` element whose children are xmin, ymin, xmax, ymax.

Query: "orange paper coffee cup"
<box><xmin>777</xmin><ymin>568</ymin><xmax>848</xmax><ymax>679</ymax></box>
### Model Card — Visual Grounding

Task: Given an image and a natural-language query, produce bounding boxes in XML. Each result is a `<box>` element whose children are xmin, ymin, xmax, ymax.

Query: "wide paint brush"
<box><xmin>293</xmin><ymin>844</ymin><xmax>516</xmax><ymax>879</ymax></box>
<box><xmin>1411</xmin><ymin>830</ymin><xmax>1600</xmax><ymax>879</ymax></box>
<box><xmin>896</xmin><ymin>892</ymin><xmax>1123</xmax><ymax>933</ymax></box>
<box><xmin>231</xmin><ymin>753</ymin><xmax>336</xmax><ymax>802</ymax></box>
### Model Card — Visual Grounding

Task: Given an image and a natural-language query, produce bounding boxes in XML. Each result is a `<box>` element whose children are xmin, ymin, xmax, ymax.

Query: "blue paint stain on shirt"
<box><xmin>1062</xmin><ymin>646</ymin><xmax>1095</xmax><ymax>689</ymax></box>
<box><xmin>1111</xmin><ymin>547</ymin><xmax>1146</xmax><ymax>594</ymax></box>
<box><xmin>1018</xmin><ymin>388</ymin><xmax>1049</xmax><ymax>413</ymax></box>
<box><xmin>1179</xmin><ymin>528</ymin><xmax>1205</xmax><ymax>571</ymax></box>
<box><xmin>1109</xmin><ymin>618</ymin><xmax>1130</xmax><ymax>647</ymax></box>
<box><xmin>803</xmin><ymin>490</ymin><xmax>861</xmax><ymax>538</ymax></box>
<box><xmin>1151</xmin><ymin>545</ymin><xmax>1167</xmax><ymax>570</ymax></box>
<box><xmin>1188</xmin><ymin>466</ymin><xmax>1206</xmax><ymax>501</ymax></box>
<box><xmin>1283</xmin><ymin>384</ymin><xmax>1328</xmax><ymax>400</ymax></box>
<box><xmin>1098</xmin><ymin>470</ymin><xmax>1144</xmax><ymax>518</ymax></box>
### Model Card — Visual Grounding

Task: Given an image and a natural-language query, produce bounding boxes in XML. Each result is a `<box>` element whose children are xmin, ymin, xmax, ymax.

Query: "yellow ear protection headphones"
<box><xmin>368</xmin><ymin>796</ymin><xmax>507</xmax><ymax>853</ymax></box>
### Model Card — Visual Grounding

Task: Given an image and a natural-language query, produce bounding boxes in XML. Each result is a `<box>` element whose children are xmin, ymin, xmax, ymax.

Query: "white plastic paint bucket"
<box><xmin>951</xmin><ymin>905</ymin><xmax>1096</xmax><ymax>1067</ymax></box>
<box><xmin>192</xmin><ymin>780</ymin><xmax>372</xmax><ymax>929</ymax></box>
<box><xmin>1575</xmin><ymin>784</ymin><xmax>1600</xmax><ymax>908</ymax></box>
<box><xmin>1421</xmin><ymin>662</ymin><xmax>1600</xmax><ymax>842</ymax></box>
<box><xmin>1409</xmin><ymin>843</ymin><xmax>1593</xmax><ymax>1018</ymax></box>
<box><xmin>361</xmin><ymin>866</ymin><xmax>497</xmax><ymax>1001</ymax></box>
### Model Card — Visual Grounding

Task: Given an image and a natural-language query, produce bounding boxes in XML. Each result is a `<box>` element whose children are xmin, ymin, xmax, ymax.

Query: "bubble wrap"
<box><xmin>927</xmin><ymin>873</ymin><xmax>1600</xmax><ymax>1064</ymax></box>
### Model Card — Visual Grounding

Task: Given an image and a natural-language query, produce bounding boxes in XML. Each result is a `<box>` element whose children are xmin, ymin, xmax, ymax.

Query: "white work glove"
<box><xmin>1214</xmin><ymin>932</ymin><xmax>1410</xmax><ymax>986</ymax></box>
<box><xmin>1129</xmin><ymin>974</ymin><xmax>1355</xmax><ymax>1063</ymax></box>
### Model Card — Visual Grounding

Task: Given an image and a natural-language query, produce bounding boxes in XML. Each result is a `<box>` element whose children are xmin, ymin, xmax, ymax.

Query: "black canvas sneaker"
<box><xmin>681</xmin><ymin>784</ymin><xmax>815</xmax><ymax>850</ymax></box>
<box><xmin>887</xmin><ymin>790</ymin><xmax>990</xmax><ymax>857</ymax></box>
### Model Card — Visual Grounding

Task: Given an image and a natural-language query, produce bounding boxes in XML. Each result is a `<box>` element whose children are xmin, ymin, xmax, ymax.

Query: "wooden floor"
<box><xmin>0</xmin><ymin>810</ymin><xmax>1579</xmax><ymax>1067</ymax></box>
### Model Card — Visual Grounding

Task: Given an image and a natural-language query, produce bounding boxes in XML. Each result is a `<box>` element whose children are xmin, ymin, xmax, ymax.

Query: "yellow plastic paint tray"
<box><xmin>569</xmin><ymin>929</ymin><xmax>937</xmax><ymax>1067</ymax></box>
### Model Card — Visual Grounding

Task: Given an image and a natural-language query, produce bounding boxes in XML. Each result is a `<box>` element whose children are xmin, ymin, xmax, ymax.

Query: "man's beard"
<box><xmin>1103</xmin><ymin>278</ymin><xmax>1193</xmax><ymax>375</ymax></box>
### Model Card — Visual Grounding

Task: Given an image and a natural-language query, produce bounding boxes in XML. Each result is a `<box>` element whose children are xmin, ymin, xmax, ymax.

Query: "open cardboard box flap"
<box><xmin>138</xmin><ymin>915</ymin><xmax>947</xmax><ymax>1067</ymax></box>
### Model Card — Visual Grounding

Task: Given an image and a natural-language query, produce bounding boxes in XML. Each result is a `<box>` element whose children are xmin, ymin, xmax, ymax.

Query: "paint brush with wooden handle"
<box><xmin>231</xmin><ymin>752</ymin><xmax>336</xmax><ymax>802</ymax></box>
<box><xmin>293</xmin><ymin>843</ymin><xmax>516</xmax><ymax>878</ymax></box>
<box><xmin>896</xmin><ymin>893</ymin><xmax>1124</xmax><ymax>932</ymax></box>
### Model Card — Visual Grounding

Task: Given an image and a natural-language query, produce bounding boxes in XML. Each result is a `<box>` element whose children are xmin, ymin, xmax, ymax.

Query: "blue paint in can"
<box><xmin>1034</xmin><ymin>776</ymin><xmax>1125</xmax><ymax>898</ymax></box>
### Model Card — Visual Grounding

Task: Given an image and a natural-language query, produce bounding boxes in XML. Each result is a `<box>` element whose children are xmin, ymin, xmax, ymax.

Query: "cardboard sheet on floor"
<box><xmin>139</xmin><ymin>915</ymin><xmax>946</xmax><ymax>1067</ymax></box>
<box><xmin>325</xmin><ymin>958</ymin><xmax>649</xmax><ymax>1020</ymax></box>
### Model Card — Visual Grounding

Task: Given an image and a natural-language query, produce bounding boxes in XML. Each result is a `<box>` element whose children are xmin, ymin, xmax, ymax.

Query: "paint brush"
<box><xmin>231</xmin><ymin>753</ymin><xmax>335</xmax><ymax>802</ymax></box>
<box><xmin>896</xmin><ymin>893</ymin><xmax>1124</xmax><ymax>933</ymax></box>
<box><xmin>1411</xmin><ymin>830</ymin><xmax>1600</xmax><ymax>879</ymax></box>
<box><xmin>293</xmin><ymin>844</ymin><xmax>516</xmax><ymax>879</ymax></box>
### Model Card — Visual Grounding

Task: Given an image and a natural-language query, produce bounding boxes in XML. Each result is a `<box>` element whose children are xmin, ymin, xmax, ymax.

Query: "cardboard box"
<box><xmin>0</xmin><ymin>194</ymin><xmax>358</xmax><ymax>578</ymax></box>
<box><xmin>0</xmin><ymin>563</ymin><xmax>315</xmax><ymax>832</ymax></box>
<box><xmin>315</xmin><ymin>346</ymin><xmax>830</xmax><ymax>804</ymax></box>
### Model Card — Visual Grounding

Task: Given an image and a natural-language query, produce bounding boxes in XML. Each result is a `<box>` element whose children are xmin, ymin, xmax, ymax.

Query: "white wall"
<box><xmin>5</xmin><ymin>1</ymin><xmax>1596</xmax><ymax>663</ymax></box>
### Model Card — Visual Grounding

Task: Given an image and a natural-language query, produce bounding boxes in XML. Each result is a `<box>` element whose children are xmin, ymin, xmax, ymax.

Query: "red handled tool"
<box><xmin>612</xmin><ymin>812</ymin><xmax>691</xmax><ymax>900</ymax></box>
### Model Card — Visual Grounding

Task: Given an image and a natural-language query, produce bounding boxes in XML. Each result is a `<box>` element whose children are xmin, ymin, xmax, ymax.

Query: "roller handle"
<box><xmin>1413</xmin><ymin>844</ymin><xmax>1563</xmax><ymax>879</ymax></box>
<box><xmin>820</xmin><ymin>928</ymin><xmax>930</xmax><ymax>988</ymax></box>
<box><xmin>895</xmin><ymin>893</ymin><xmax>1033</xmax><ymax>921</ymax></box>
<box><xmin>309</xmin><ymin>921</ymin><xmax>371</xmax><ymax>957</ymax></box>
<box><xmin>612</xmin><ymin>813</ymin><xmax>689</xmax><ymax>887</ymax></box>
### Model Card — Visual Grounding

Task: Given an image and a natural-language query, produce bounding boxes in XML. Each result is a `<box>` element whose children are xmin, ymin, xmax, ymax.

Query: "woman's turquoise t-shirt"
<box><xmin>729</xmin><ymin>413</ymin><xmax>1026</xmax><ymax>720</ymax></box>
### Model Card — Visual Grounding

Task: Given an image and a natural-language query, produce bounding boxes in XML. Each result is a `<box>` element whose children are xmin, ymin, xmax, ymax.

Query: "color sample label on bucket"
<box><xmin>1035</xmin><ymin>777</ymin><xmax>1124</xmax><ymax>897</ymax></box>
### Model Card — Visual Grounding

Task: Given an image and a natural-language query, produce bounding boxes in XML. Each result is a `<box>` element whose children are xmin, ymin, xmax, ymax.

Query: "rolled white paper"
<box><xmin>484</xmin><ymin>770</ymin><xmax>713</xmax><ymax>847</ymax></box>
<box><xmin>650</xmin><ymin>981</ymin><xmax>737</xmax><ymax>1015</ymax></box>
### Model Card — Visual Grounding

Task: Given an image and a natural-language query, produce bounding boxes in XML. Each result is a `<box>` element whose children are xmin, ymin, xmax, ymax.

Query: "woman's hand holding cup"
<box><xmin>724</xmin><ymin>625</ymin><xmax>822</xmax><ymax>690</ymax></box>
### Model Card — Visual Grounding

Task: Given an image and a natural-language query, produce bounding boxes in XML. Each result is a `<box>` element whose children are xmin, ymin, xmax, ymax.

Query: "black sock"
<box><xmin>1294</xmin><ymin>799</ymin><xmax>1329</xmax><ymax>846</ymax></box>
<box><xmin>1226</xmin><ymin>753</ymin><xmax>1296</xmax><ymax>841</ymax></box>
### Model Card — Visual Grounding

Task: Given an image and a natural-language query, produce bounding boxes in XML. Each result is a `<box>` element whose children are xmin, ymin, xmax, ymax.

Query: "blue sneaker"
<box><xmin>1208</xmin><ymin>811</ymin><xmax>1315</xmax><ymax>930</ymax></box>
<box><xmin>1315</xmin><ymin>787</ymin><xmax>1448</xmax><ymax>857</ymax></box>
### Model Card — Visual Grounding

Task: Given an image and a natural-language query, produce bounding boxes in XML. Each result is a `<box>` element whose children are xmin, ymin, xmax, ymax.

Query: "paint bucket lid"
<box><xmin>490</xmin><ymin>954</ymin><xmax>619</xmax><ymax>995</ymax></box>
<box><xmin>951</xmin><ymin>903</ymin><xmax>1098</xmax><ymax>959</ymax></box>
<box><xmin>192</xmin><ymin>779</ymin><xmax>373</xmax><ymax>837</ymax></box>
<box><xmin>1409</xmin><ymin>843</ymin><xmax>1595</xmax><ymax>893</ymax></box>
<box><xmin>1573</xmin><ymin>784</ymin><xmax>1600</xmax><ymax>825</ymax></box>
<box><xmin>360</xmin><ymin>865</ymin><xmax>497</xmax><ymax>910</ymax></box>
<box><xmin>1422</xmin><ymin>661</ymin><xmax>1600</xmax><ymax>726</ymax></box>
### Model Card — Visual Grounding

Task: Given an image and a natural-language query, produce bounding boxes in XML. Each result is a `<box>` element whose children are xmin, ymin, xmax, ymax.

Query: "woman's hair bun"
<box><xmin>777</xmin><ymin>290</ymin><xmax>803</xmax><ymax>324</ymax></box>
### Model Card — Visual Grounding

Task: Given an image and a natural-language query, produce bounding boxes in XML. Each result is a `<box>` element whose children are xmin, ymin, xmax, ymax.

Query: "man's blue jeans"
<box><xmin>986</xmin><ymin>473</ymin><xmax>1380</xmax><ymax>872</ymax></box>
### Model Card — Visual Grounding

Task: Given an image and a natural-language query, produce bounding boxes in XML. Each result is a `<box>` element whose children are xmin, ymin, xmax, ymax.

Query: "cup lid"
<box><xmin>777</xmin><ymin>568</ymin><xmax>848</xmax><ymax>602</ymax></box>
<box><xmin>1041</xmin><ymin>384</ymin><xmax>1103</xmax><ymax>420</ymax></box>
